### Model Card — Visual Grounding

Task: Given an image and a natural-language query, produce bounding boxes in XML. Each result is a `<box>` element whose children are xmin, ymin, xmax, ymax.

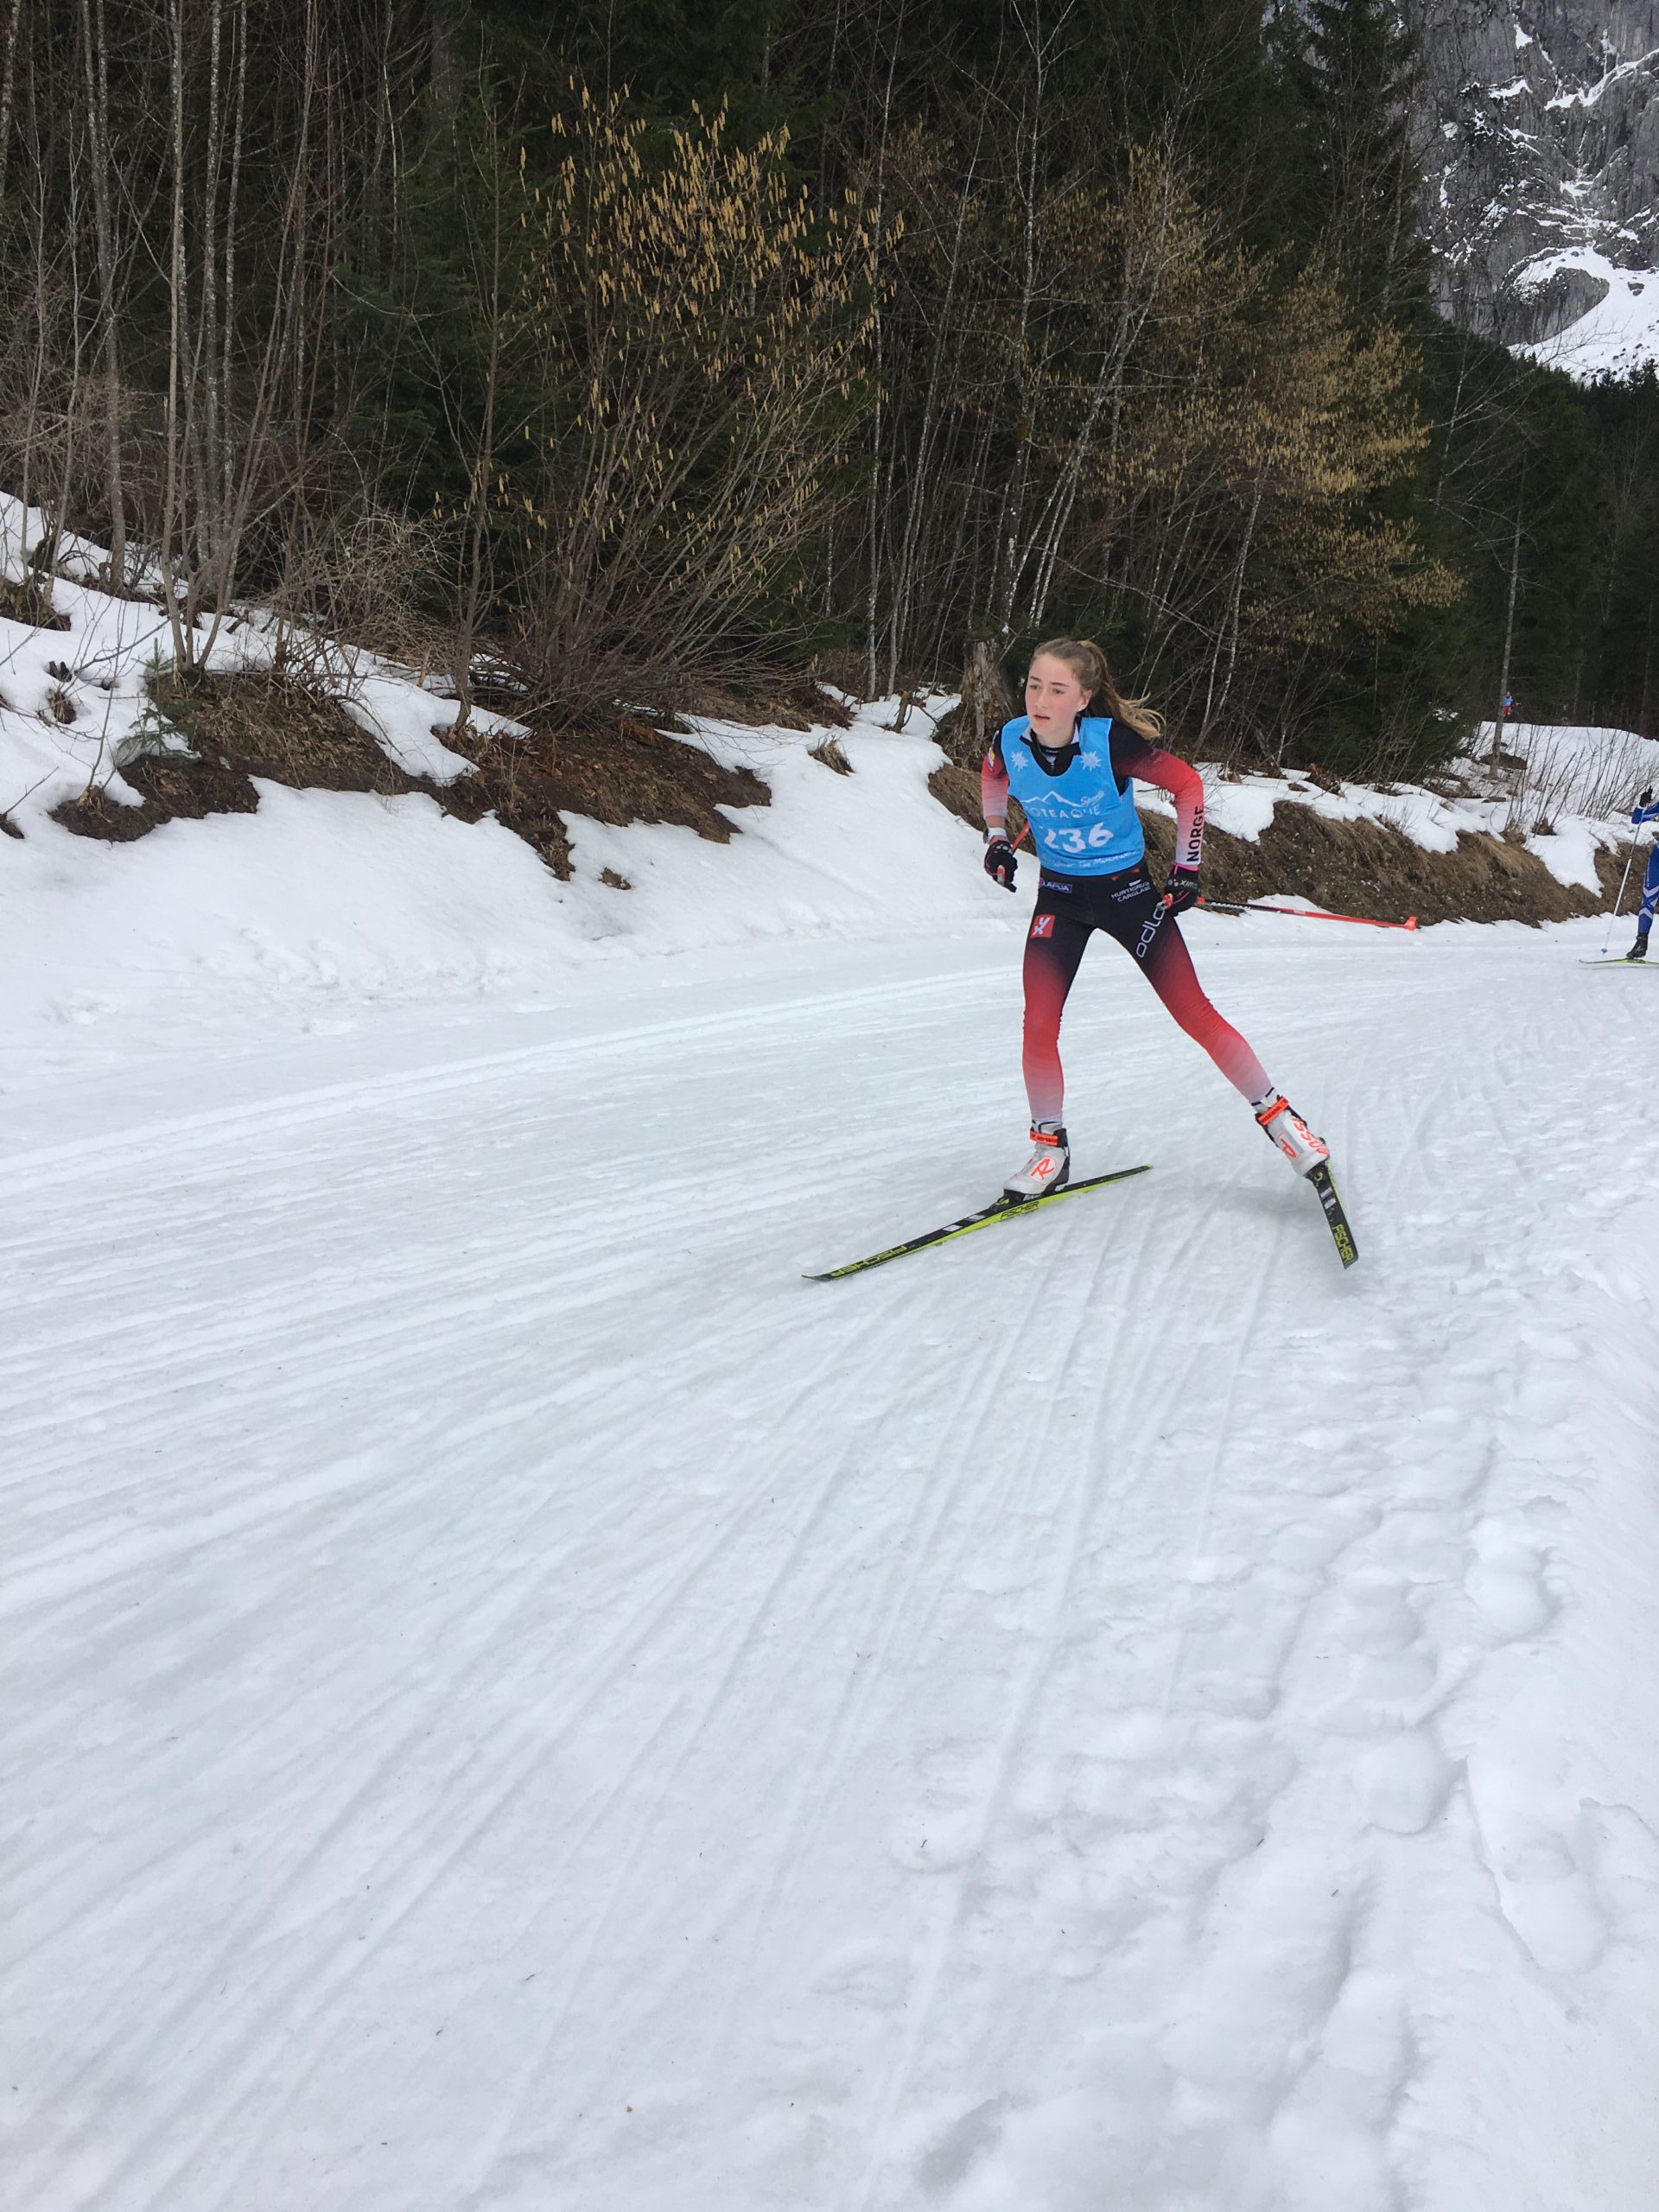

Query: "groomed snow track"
<box><xmin>5</xmin><ymin>918</ymin><xmax>1658</xmax><ymax>2212</ymax></box>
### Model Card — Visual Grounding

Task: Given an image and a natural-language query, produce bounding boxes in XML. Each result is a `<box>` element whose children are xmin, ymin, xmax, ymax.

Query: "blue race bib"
<box><xmin>999</xmin><ymin>716</ymin><xmax>1145</xmax><ymax>876</ymax></box>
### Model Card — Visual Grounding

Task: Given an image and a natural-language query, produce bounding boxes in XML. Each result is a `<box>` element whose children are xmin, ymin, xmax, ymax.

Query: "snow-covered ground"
<box><xmin>7</xmin><ymin>501</ymin><xmax>1659</xmax><ymax>2209</ymax></box>
<box><xmin>6</xmin><ymin>902</ymin><xmax>1659</xmax><ymax>2212</ymax></box>
<box><xmin>0</xmin><ymin>493</ymin><xmax>1001</xmax><ymax>1052</ymax></box>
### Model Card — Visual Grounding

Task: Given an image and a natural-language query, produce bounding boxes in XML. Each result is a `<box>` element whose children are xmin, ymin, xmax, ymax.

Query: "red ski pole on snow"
<box><xmin>1198</xmin><ymin>896</ymin><xmax>1418</xmax><ymax>932</ymax></box>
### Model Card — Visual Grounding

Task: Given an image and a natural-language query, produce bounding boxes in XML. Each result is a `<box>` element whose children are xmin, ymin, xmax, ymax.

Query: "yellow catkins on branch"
<box><xmin>491</xmin><ymin>82</ymin><xmax>879</xmax><ymax>714</ymax></box>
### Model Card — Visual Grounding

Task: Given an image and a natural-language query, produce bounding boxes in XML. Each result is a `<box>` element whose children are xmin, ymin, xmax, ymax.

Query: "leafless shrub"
<box><xmin>1</xmin><ymin>1</ymin><xmax>420</xmax><ymax>673</ymax></box>
<box><xmin>268</xmin><ymin>505</ymin><xmax>443</xmax><ymax>686</ymax></box>
<box><xmin>810</xmin><ymin>645</ymin><xmax>869</xmax><ymax>701</ymax></box>
<box><xmin>1500</xmin><ymin>726</ymin><xmax>1656</xmax><ymax>837</ymax></box>
<box><xmin>503</xmin><ymin>92</ymin><xmax>878</xmax><ymax>718</ymax></box>
<box><xmin>809</xmin><ymin>735</ymin><xmax>853</xmax><ymax>773</ymax></box>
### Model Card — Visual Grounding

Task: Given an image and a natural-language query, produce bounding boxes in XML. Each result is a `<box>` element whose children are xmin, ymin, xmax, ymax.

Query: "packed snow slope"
<box><xmin>6</xmin><ymin>899</ymin><xmax>1659</xmax><ymax>2212</ymax></box>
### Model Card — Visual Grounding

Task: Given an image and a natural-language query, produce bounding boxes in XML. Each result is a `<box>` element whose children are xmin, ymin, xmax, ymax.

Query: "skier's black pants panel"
<box><xmin>1021</xmin><ymin>866</ymin><xmax>1268</xmax><ymax>1124</ymax></box>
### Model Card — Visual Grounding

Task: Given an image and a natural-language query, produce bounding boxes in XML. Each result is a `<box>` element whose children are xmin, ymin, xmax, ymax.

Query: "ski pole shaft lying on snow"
<box><xmin>1198</xmin><ymin>896</ymin><xmax>1418</xmax><ymax>932</ymax></box>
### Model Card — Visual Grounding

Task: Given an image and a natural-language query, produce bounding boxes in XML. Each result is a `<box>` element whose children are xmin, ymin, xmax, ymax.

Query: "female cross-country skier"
<box><xmin>1624</xmin><ymin>786</ymin><xmax>1657</xmax><ymax>960</ymax></box>
<box><xmin>981</xmin><ymin>636</ymin><xmax>1329</xmax><ymax>1198</ymax></box>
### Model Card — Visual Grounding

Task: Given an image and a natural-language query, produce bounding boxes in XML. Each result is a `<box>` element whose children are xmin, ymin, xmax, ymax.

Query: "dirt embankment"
<box><xmin>1138</xmin><ymin>810</ymin><xmax>1631</xmax><ymax>926</ymax></box>
<box><xmin>51</xmin><ymin>671</ymin><xmax>771</xmax><ymax>877</ymax></box>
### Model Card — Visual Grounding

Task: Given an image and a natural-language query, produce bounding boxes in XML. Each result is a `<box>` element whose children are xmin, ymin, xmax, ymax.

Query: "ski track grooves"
<box><xmin>4</xmin><ymin>927</ymin><xmax>1658</xmax><ymax>2212</ymax></box>
<box><xmin>847</xmin><ymin>1214</ymin><xmax>1162</xmax><ymax>2212</ymax></box>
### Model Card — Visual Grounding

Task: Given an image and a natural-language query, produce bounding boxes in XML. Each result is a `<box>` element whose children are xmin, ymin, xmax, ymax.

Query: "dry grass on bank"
<box><xmin>49</xmin><ymin>669</ymin><xmax>770</xmax><ymax>876</ymax></box>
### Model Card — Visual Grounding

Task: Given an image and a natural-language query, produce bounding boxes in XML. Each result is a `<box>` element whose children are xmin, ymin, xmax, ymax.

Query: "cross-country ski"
<box><xmin>806</xmin><ymin>1163</ymin><xmax>1153</xmax><ymax>1279</ymax></box>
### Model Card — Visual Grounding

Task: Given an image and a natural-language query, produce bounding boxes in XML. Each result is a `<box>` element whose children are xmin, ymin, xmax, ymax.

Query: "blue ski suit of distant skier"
<box><xmin>1634</xmin><ymin>797</ymin><xmax>1659</xmax><ymax>945</ymax></box>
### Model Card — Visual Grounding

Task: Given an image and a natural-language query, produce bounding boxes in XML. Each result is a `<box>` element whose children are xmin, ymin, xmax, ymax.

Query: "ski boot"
<box><xmin>1626</xmin><ymin>935</ymin><xmax>1649</xmax><ymax>961</ymax></box>
<box><xmin>1255</xmin><ymin>1093</ymin><xmax>1329</xmax><ymax>1178</ymax></box>
<box><xmin>1004</xmin><ymin>1122</ymin><xmax>1069</xmax><ymax>1199</ymax></box>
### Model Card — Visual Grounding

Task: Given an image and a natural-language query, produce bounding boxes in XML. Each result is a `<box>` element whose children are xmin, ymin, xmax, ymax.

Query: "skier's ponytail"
<box><xmin>1032</xmin><ymin>637</ymin><xmax>1163</xmax><ymax>743</ymax></box>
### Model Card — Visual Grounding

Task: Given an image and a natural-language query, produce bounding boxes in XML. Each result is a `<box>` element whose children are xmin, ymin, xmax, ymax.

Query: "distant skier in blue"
<box><xmin>1626</xmin><ymin>786</ymin><xmax>1658</xmax><ymax>961</ymax></box>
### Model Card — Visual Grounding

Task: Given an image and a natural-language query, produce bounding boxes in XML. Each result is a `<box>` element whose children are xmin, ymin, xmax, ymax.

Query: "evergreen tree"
<box><xmin>1580</xmin><ymin>368</ymin><xmax>1659</xmax><ymax>734</ymax></box>
<box><xmin>1272</xmin><ymin>0</ymin><xmax>1427</xmax><ymax>323</ymax></box>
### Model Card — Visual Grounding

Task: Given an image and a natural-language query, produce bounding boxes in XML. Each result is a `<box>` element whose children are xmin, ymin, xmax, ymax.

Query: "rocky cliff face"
<box><xmin>1408</xmin><ymin>0</ymin><xmax>1659</xmax><ymax>374</ymax></box>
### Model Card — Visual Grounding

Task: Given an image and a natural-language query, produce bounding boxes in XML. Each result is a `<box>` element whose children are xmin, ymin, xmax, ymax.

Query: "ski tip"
<box><xmin>1404</xmin><ymin>916</ymin><xmax>1418</xmax><ymax>931</ymax></box>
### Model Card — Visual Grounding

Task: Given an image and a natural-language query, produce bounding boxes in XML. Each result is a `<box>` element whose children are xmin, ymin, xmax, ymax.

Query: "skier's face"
<box><xmin>1026</xmin><ymin>655</ymin><xmax>1090</xmax><ymax>740</ymax></box>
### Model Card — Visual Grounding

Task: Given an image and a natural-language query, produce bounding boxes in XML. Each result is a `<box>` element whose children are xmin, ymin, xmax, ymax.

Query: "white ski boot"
<box><xmin>1255</xmin><ymin>1093</ymin><xmax>1329</xmax><ymax>1178</ymax></box>
<box><xmin>1004</xmin><ymin>1122</ymin><xmax>1070</xmax><ymax>1199</ymax></box>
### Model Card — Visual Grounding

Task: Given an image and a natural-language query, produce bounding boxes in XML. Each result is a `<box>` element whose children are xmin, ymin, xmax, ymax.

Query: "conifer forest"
<box><xmin>4</xmin><ymin>0</ymin><xmax>1656</xmax><ymax>775</ymax></box>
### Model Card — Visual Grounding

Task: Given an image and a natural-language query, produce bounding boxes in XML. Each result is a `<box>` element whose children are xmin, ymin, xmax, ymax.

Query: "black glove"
<box><xmin>1161</xmin><ymin>866</ymin><xmax>1200</xmax><ymax>916</ymax></box>
<box><xmin>1640</xmin><ymin>787</ymin><xmax>1654</xmax><ymax>808</ymax></box>
<box><xmin>983</xmin><ymin>835</ymin><xmax>1017</xmax><ymax>892</ymax></box>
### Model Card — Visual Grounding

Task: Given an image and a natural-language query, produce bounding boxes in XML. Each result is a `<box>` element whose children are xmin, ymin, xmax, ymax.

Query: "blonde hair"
<box><xmin>1031</xmin><ymin>637</ymin><xmax>1163</xmax><ymax>743</ymax></box>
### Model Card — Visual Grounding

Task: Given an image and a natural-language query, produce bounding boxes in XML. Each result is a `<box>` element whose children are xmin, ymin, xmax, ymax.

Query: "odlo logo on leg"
<box><xmin>1030</xmin><ymin>914</ymin><xmax>1055</xmax><ymax>939</ymax></box>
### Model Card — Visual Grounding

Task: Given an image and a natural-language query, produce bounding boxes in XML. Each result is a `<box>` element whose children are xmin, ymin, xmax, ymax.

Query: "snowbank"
<box><xmin>2</xmin><ymin>494</ymin><xmax>1649</xmax><ymax>1059</ymax></box>
<box><xmin>0</xmin><ymin>498</ymin><xmax>1016</xmax><ymax>1056</ymax></box>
